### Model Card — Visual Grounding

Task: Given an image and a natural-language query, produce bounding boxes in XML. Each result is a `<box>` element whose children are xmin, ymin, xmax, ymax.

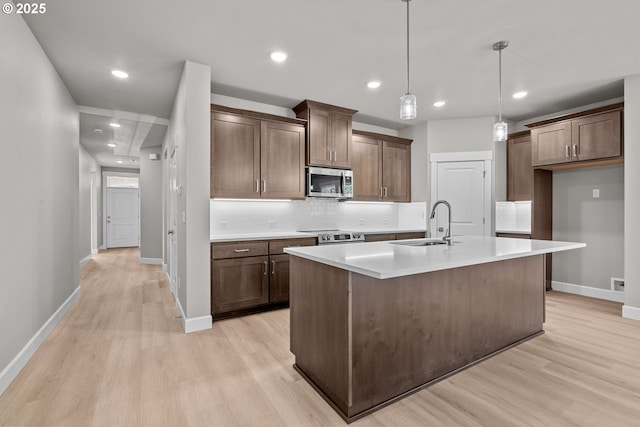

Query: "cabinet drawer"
<box><xmin>269</xmin><ymin>237</ymin><xmax>317</xmax><ymax>254</ymax></box>
<box><xmin>212</xmin><ymin>241</ymin><xmax>268</xmax><ymax>259</ymax></box>
<box><xmin>496</xmin><ymin>233</ymin><xmax>531</xmax><ymax>239</ymax></box>
<box><xmin>364</xmin><ymin>233</ymin><xmax>397</xmax><ymax>242</ymax></box>
<box><xmin>396</xmin><ymin>232</ymin><xmax>425</xmax><ymax>240</ymax></box>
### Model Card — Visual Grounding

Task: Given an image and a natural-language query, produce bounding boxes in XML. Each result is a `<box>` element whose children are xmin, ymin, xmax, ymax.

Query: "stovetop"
<box><xmin>298</xmin><ymin>229</ymin><xmax>365</xmax><ymax>244</ymax></box>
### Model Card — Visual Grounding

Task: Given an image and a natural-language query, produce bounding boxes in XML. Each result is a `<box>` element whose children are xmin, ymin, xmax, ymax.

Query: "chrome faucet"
<box><xmin>429</xmin><ymin>200</ymin><xmax>452</xmax><ymax>245</ymax></box>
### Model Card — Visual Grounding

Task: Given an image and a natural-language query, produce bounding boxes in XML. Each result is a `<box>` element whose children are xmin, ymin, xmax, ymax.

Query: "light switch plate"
<box><xmin>593</xmin><ymin>189</ymin><xmax>600</xmax><ymax>198</ymax></box>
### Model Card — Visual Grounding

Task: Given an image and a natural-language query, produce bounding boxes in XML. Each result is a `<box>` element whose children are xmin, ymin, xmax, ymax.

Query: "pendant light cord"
<box><xmin>498</xmin><ymin>47</ymin><xmax>502</xmax><ymax>121</ymax></box>
<box><xmin>406</xmin><ymin>0</ymin><xmax>410</xmax><ymax>95</ymax></box>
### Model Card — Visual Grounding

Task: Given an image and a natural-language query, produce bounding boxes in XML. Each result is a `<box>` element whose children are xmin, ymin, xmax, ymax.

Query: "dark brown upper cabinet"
<box><xmin>528</xmin><ymin>103</ymin><xmax>623</xmax><ymax>169</ymax></box>
<box><xmin>293</xmin><ymin>99</ymin><xmax>357</xmax><ymax>169</ymax></box>
<box><xmin>507</xmin><ymin>131</ymin><xmax>533</xmax><ymax>201</ymax></box>
<box><xmin>211</xmin><ymin>107</ymin><xmax>306</xmax><ymax>199</ymax></box>
<box><xmin>352</xmin><ymin>130</ymin><xmax>412</xmax><ymax>202</ymax></box>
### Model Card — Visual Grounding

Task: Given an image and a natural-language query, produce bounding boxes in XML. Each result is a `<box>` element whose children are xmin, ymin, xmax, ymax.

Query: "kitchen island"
<box><xmin>285</xmin><ymin>236</ymin><xmax>585</xmax><ymax>422</ymax></box>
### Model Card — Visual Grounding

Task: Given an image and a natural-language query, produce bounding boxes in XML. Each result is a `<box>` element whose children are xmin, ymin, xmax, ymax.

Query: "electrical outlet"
<box><xmin>383</xmin><ymin>218</ymin><xmax>389</xmax><ymax>225</ymax></box>
<box><xmin>182</xmin><ymin>211</ymin><xmax>186</xmax><ymax>223</ymax></box>
<box><xmin>268</xmin><ymin>219</ymin><xmax>277</xmax><ymax>228</ymax></box>
<box><xmin>593</xmin><ymin>189</ymin><xmax>600</xmax><ymax>198</ymax></box>
<box><xmin>218</xmin><ymin>221</ymin><xmax>228</xmax><ymax>229</ymax></box>
<box><xmin>359</xmin><ymin>218</ymin><xmax>366</xmax><ymax>225</ymax></box>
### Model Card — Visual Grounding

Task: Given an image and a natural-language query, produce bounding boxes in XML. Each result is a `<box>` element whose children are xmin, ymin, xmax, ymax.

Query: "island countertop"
<box><xmin>284</xmin><ymin>235</ymin><xmax>586</xmax><ymax>279</ymax></box>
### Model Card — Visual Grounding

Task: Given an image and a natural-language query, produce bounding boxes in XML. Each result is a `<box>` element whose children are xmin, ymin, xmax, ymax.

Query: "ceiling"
<box><xmin>23</xmin><ymin>0</ymin><xmax>640</xmax><ymax>166</ymax></box>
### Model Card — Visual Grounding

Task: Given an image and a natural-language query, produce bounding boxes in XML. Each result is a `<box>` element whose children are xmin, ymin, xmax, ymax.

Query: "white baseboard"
<box><xmin>552</xmin><ymin>281</ymin><xmax>625</xmax><ymax>303</ymax></box>
<box><xmin>622</xmin><ymin>305</ymin><xmax>640</xmax><ymax>321</ymax></box>
<box><xmin>99</xmin><ymin>244</ymin><xmax>105</xmax><ymax>250</ymax></box>
<box><xmin>79</xmin><ymin>254</ymin><xmax>92</xmax><ymax>267</ymax></box>
<box><xmin>165</xmin><ymin>272</ymin><xmax>175</xmax><ymax>295</ymax></box>
<box><xmin>91</xmin><ymin>248</ymin><xmax>99</xmax><ymax>255</ymax></box>
<box><xmin>139</xmin><ymin>257</ymin><xmax>162</xmax><ymax>265</ymax></box>
<box><xmin>175</xmin><ymin>295</ymin><xmax>212</xmax><ymax>333</ymax></box>
<box><xmin>0</xmin><ymin>286</ymin><xmax>81</xmax><ymax>396</ymax></box>
<box><xmin>162</xmin><ymin>263</ymin><xmax>168</xmax><ymax>272</ymax></box>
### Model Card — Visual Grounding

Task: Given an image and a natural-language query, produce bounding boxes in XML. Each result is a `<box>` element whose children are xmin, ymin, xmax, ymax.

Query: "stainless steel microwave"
<box><xmin>306</xmin><ymin>166</ymin><xmax>353</xmax><ymax>199</ymax></box>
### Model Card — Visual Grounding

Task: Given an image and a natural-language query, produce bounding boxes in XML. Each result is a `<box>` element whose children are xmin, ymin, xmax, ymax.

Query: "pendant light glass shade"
<box><xmin>493</xmin><ymin>120</ymin><xmax>508</xmax><ymax>142</ymax></box>
<box><xmin>400</xmin><ymin>93</ymin><xmax>417</xmax><ymax>120</ymax></box>
<box><xmin>492</xmin><ymin>40</ymin><xmax>509</xmax><ymax>142</ymax></box>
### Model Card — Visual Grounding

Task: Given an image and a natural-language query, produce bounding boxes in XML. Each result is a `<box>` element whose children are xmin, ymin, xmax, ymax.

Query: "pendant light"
<box><xmin>400</xmin><ymin>0</ymin><xmax>416</xmax><ymax>120</ymax></box>
<box><xmin>492</xmin><ymin>40</ymin><xmax>509</xmax><ymax>142</ymax></box>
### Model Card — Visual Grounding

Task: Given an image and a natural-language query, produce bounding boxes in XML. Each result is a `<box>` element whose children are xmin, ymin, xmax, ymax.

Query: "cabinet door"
<box><xmin>261</xmin><ymin>121</ymin><xmax>306</xmax><ymax>199</ymax></box>
<box><xmin>211</xmin><ymin>113</ymin><xmax>261</xmax><ymax>198</ymax></box>
<box><xmin>307</xmin><ymin>108</ymin><xmax>332</xmax><ymax>167</ymax></box>
<box><xmin>352</xmin><ymin>134</ymin><xmax>382</xmax><ymax>201</ymax></box>
<box><xmin>572</xmin><ymin>111</ymin><xmax>621</xmax><ymax>162</ymax></box>
<box><xmin>331</xmin><ymin>111</ymin><xmax>353</xmax><ymax>168</ymax></box>
<box><xmin>507</xmin><ymin>133</ymin><xmax>533</xmax><ymax>201</ymax></box>
<box><xmin>211</xmin><ymin>256</ymin><xmax>269</xmax><ymax>314</ymax></box>
<box><xmin>531</xmin><ymin>121</ymin><xmax>571</xmax><ymax>166</ymax></box>
<box><xmin>382</xmin><ymin>141</ymin><xmax>411</xmax><ymax>202</ymax></box>
<box><xmin>269</xmin><ymin>254</ymin><xmax>290</xmax><ymax>303</ymax></box>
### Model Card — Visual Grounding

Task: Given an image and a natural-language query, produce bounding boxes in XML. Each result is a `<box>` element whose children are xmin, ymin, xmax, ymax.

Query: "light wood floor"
<box><xmin>1</xmin><ymin>247</ymin><xmax>639</xmax><ymax>427</ymax></box>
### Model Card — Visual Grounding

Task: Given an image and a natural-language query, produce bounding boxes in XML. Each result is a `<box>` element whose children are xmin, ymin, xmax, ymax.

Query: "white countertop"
<box><xmin>284</xmin><ymin>235</ymin><xmax>586</xmax><ymax>279</ymax></box>
<box><xmin>210</xmin><ymin>231</ymin><xmax>316</xmax><ymax>243</ymax></box>
<box><xmin>210</xmin><ymin>227</ymin><xmax>426</xmax><ymax>242</ymax></box>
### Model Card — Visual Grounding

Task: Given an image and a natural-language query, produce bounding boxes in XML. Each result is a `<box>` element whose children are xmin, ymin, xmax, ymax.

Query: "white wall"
<box><xmin>139</xmin><ymin>147</ymin><xmax>163</xmax><ymax>262</ymax></box>
<box><xmin>79</xmin><ymin>146</ymin><xmax>101</xmax><ymax>262</ymax></box>
<box><xmin>0</xmin><ymin>12</ymin><xmax>79</xmax><ymax>390</ymax></box>
<box><xmin>163</xmin><ymin>61</ymin><xmax>211</xmax><ymax>331</ymax></box>
<box><xmin>552</xmin><ymin>165</ymin><xmax>624</xmax><ymax>290</ymax></box>
<box><xmin>624</xmin><ymin>75</ymin><xmax>640</xmax><ymax>319</ymax></box>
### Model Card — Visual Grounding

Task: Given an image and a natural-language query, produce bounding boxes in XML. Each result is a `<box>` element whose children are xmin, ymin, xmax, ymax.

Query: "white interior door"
<box><xmin>431</xmin><ymin>158</ymin><xmax>489</xmax><ymax>238</ymax></box>
<box><xmin>106</xmin><ymin>187</ymin><xmax>139</xmax><ymax>248</ymax></box>
<box><xmin>168</xmin><ymin>146</ymin><xmax>178</xmax><ymax>293</ymax></box>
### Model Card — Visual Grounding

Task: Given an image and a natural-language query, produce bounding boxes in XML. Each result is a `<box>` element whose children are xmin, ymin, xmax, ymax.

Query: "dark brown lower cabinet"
<box><xmin>269</xmin><ymin>254</ymin><xmax>290</xmax><ymax>303</ymax></box>
<box><xmin>211</xmin><ymin>237</ymin><xmax>317</xmax><ymax>319</ymax></box>
<box><xmin>211</xmin><ymin>256</ymin><xmax>269</xmax><ymax>314</ymax></box>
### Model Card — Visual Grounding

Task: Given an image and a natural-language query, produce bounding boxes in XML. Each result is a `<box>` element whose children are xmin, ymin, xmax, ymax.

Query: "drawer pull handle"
<box><xmin>565</xmin><ymin>145</ymin><xmax>570</xmax><ymax>158</ymax></box>
<box><xmin>271</xmin><ymin>260</ymin><xmax>276</xmax><ymax>275</ymax></box>
<box><xmin>573</xmin><ymin>144</ymin><xmax>578</xmax><ymax>157</ymax></box>
<box><xmin>234</xmin><ymin>249</ymin><xmax>250</xmax><ymax>253</ymax></box>
<box><xmin>264</xmin><ymin>261</ymin><xmax>268</xmax><ymax>276</ymax></box>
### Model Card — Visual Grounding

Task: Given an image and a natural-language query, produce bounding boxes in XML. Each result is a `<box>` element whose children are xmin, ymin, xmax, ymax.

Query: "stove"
<box><xmin>299</xmin><ymin>229</ymin><xmax>366</xmax><ymax>245</ymax></box>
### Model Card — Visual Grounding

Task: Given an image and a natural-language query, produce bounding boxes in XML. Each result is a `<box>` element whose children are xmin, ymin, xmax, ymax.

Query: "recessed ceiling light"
<box><xmin>367</xmin><ymin>81</ymin><xmax>381</xmax><ymax>89</ymax></box>
<box><xmin>93</xmin><ymin>128</ymin><xmax>103</xmax><ymax>134</ymax></box>
<box><xmin>116</xmin><ymin>160</ymin><xmax>124</xmax><ymax>164</ymax></box>
<box><xmin>513</xmin><ymin>91</ymin><xmax>528</xmax><ymax>99</ymax></box>
<box><xmin>109</xmin><ymin>122</ymin><xmax>121</xmax><ymax>128</ymax></box>
<box><xmin>433</xmin><ymin>101</ymin><xmax>446</xmax><ymax>107</ymax></box>
<box><xmin>270</xmin><ymin>50</ymin><xmax>288</xmax><ymax>63</ymax></box>
<box><xmin>107</xmin><ymin>143</ymin><xmax>117</xmax><ymax>148</ymax></box>
<box><xmin>111</xmin><ymin>69</ymin><xmax>129</xmax><ymax>79</ymax></box>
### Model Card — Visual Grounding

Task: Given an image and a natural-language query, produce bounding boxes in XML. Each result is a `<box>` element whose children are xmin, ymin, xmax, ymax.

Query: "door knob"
<box><xmin>167</xmin><ymin>230</ymin><xmax>174</xmax><ymax>235</ymax></box>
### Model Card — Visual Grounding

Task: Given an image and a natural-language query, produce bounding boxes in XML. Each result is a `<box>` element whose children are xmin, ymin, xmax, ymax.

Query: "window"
<box><xmin>106</xmin><ymin>176</ymin><xmax>139</xmax><ymax>188</ymax></box>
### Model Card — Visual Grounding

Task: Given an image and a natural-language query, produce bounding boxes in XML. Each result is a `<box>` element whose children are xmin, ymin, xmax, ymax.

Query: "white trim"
<box><xmin>552</xmin><ymin>281</ymin><xmax>625</xmax><ymax>303</ymax></box>
<box><xmin>175</xmin><ymin>296</ymin><xmax>212</xmax><ymax>333</ymax></box>
<box><xmin>430</xmin><ymin>151</ymin><xmax>493</xmax><ymax>162</ymax></box>
<box><xmin>78</xmin><ymin>105</ymin><xmax>170</xmax><ymax>126</ymax></box>
<box><xmin>0</xmin><ymin>286</ymin><xmax>80</xmax><ymax>396</ymax></box>
<box><xmin>79</xmin><ymin>254</ymin><xmax>92</xmax><ymax>267</ymax></box>
<box><xmin>162</xmin><ymin>263</ymin><xmax>168</xmax><ymax>272</ymax></box>
<box><xmin>91</xmin><ymin>248</ymin><xmax>99</xmax><ymax>255</ymax></box>
<box><xmin>139</xmin><ymin>257</ymin><xmax>163</xmax><ymax>265</ymax></box>
<box><xmin>622</xmin><ymin>305</ymin><xmax>640</xmax><ymax>321</ymax></box>
<box><xmin>99</xmin><ymin>244</ymin><xmax>106</xmax><ymax>250</ymax></box>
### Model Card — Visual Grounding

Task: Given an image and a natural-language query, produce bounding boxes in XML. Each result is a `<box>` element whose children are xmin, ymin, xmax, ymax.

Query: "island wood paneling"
<box><xmin>289</xmin><ymin>254</ymin><xmax>545</xmax><ymax>421</ymax></box>
<box><xmin>289</xmin><ymin>257</ymin><xmax>350</xmax><ymax>413</ymax></box>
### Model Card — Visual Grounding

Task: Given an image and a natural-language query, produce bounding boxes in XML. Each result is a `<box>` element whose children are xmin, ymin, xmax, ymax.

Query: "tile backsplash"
<box><xmin>210</xmin><ymin>199</ymin><xmax>426</xmax><ymax>234</ymax></box>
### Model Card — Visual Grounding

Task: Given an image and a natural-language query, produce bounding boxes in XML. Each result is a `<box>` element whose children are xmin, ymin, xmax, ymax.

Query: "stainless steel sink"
<box><xmin>391</xmin><ymin>239</ymin><xmax>447</xmax><ymax>247</ymax></box>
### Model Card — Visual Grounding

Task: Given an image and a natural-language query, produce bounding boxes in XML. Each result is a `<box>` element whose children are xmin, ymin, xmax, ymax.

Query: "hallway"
<box><xmin>0</xmin><ymin>249</ymin><xmax>639</xmax><ymax>426</ymax></box>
